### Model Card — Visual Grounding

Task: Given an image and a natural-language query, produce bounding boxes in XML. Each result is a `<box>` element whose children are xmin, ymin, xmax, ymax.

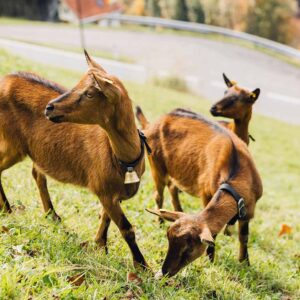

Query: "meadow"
<box><xmin>0</xmin><ymin>49</ymin><xmax>299</xmax><ymax>300</ymax></box>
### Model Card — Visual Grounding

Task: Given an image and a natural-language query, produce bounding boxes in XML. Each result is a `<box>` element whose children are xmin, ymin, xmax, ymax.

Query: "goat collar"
<box><xmin>219</xmin><ymin>182</ymin><xmax>247</xmax><ymax>225</ymax></box>
<box><xmin>118</xmin><ymin>129</ymin><xmax>152</xmax><ymax>173</ymax></box>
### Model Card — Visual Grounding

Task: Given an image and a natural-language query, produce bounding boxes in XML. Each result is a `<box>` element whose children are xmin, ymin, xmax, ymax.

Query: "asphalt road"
<box><xmin>0</xmin><ymin>24</ymin><xmax>300</xmax><ymax>124</ymax></box>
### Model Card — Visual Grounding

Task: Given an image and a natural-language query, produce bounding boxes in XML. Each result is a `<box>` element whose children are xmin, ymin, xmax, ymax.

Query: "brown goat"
<box><xmin>139</xmin><ymin>108</ymin><xmax>262</xmax><ymax>276</ymax></box>
<box><xmin>210</xmin><ymin>73</ymin><xmax>260</xmax><ymax>145</ymax></box>
<box><xmin>0</xmin><ymin>51</ymin><xmax>149</xmax><ymax>269</ymax></box>
<box><xmin>136</xmin><ymin>74</ymin><xmax>260</xmax><ymax>216</ymax></box>
<box><xmin>210</xmin><ymin>73</ymin><xmax>260</xmax><ymax>236</ymax></box>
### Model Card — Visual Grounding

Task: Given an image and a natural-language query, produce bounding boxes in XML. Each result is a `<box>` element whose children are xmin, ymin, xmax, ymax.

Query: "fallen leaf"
<box><xmin>1</xmin><ymin>226</ymin><xmax>9</xmax><ymax>234</ymax></box>
<box><xmin>17</xmin><ymin>204</ymin><xmax>26</xmax><ymax>211</ymax></box>
<box><xmin>278</xmin><ymin>224</ymin><xmax>292</xmax><ymax>237</ymax></box>
<box><xmin>67</xmin><ymin>273</ymin><xmax>85</xmax><ymax>286</ymax></box>
<box><xmin>80</xmin><ymin>241</ymin><xmax>89</xmax><ymax>248</ymax></box>
<box><xmin>127</xmin><ymin>272</ymin><xmax>142</xmax><ymax>285</ymax></box>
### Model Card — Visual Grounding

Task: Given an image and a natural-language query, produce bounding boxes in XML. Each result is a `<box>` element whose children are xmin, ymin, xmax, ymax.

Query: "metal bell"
<box><xmin>124</xmin><ymin>167</ymin><xmax>140</xmax><ymax>184</ymax></box>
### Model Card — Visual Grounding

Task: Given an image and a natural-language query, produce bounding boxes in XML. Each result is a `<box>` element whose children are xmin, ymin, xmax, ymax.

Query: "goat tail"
<box><xmin>135</xmin><ymin>106</ymin><xmax>149</xmax><ymax>129</ymax></box>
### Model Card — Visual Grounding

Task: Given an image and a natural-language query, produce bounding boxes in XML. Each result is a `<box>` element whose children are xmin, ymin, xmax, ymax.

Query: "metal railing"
<box><xmin>92</xmin><ymin>14</ymin><xmax>300</xmax><ymax>61</ymax></box>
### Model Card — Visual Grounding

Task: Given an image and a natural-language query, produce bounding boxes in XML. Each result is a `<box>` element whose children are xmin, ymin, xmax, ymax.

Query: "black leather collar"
<box><xmin>219</xmin><ymin>182</ymin><xmax>247</xmax><ymax>225</ymax></box>
<box><xmin>118</xmin><ymin>130</ymin><xmax>151</xmax><ymax>173</ymax></box>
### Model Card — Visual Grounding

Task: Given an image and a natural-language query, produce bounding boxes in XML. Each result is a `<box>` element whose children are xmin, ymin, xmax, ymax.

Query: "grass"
<box><xmin>1</xmin><ymin>16</ymin><xmax>300</xmax><ymax>69</ymax></box>
<box><xmin>0</xmin><ymin>49</ymin><xmax>299</xmax><ymax>299</ymax></box>
<box><xmin>151</xmin><ymin>75</ymin><xmax>190</xmax><ymax>93</ymax></box>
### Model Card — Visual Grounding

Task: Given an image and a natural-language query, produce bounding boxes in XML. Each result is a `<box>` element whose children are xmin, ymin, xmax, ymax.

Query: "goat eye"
<box><xmin>86</xmin><ymin>92</ymin><xmax>93</xmax><ymax>98</ymax></box>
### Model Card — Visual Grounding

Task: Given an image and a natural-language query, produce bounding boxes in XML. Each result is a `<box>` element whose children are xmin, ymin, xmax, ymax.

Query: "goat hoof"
<box><xmin>95</xmin><ymin>239</ymin><xmax>108</xmax><ymax>253</ymax></box>
<box><xmin>0</xmin><ymin>206</ymin><xmax>12</xmax><ymax>214</ymax></box>
<box><xmin>46</xmin><ymin>211</ymin><xmax>61</xmax><ymax>222</ymax></box>
<box><xmin>133</xmin><ymin>260</ymin><xmax>150</xmax><ymax>271</ymax></box>
<box><xmin>239</xmin><ymin>257</ymin><xmax>250</xmax><ymax>266</ymax></box>
<box><xmin>52</xmin><ymin>213</ymin><xmax>61</xmax><ymax>222</ymax></box>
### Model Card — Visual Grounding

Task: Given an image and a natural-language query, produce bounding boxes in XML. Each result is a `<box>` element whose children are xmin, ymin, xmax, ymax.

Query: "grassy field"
<box><xmin>0</xmin><ymin>49</ymin><xmax>299</xmax><ymax>300</ymax></box>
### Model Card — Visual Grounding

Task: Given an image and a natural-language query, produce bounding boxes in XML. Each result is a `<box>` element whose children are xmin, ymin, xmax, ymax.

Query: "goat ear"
<box><xmin>146</xmin><ymin>208</ymin><xmax>185</xmax><ymax>222</ymax></box>
<box><xmin>223</xmin><ymin>73</ymin><xmax>234</xmax><ymax>88</ymax></box>
<box><xmin>249</xmin><ymin>88</ymin><xmax>260</xmax><ymax>103</ymax></box>
<box><xmin>199</xmin><ymin>227</ymin><xmax>215</xmax><ymax>246</ymax></box>
<box><xmin>91</xmin><ymin>72</ymin><xmax>120</xmax><ymax>100</ymax></box>
<box><xmin>84</xmin><ymin>49</ymin><xmax>107</xmax><ymax>73</ymax></box>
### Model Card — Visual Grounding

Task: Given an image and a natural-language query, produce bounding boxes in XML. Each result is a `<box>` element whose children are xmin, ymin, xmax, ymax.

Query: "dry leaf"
<box><xmin>67</xmin><ymin>273</ymin><xmax>85</xmax><ymax>286</ymax></box>
<box><xmin>127</xmin><ymin>272</ymin><xmax>142</xmax><ymax>285</ymax></box>
<box><xmin>80</xmin><ymin>241</ymin><xmax>89</xmax><ymax>248</ymax></box>
<box><xmin>17</xmin><ymin>204</ymin><xmax>26</xmax><ymax>211</ymax></box>
<box><xmin>1</xmin><ymin>226</ymin><xmax>9</xmax><ymax>234</ymax></box>
<box><xmin>278</xmin><ymin>224</ymin><xmax>292</xmax><ymax>236</ymax></box>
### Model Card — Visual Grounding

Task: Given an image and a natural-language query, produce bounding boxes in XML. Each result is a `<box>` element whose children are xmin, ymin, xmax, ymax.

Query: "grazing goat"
<box><xmin>211</xmin><ymin>73</ymin><xmax>260</xmax><ymax>145</ymax></box>
<box><xmin>0</xmin><ymin>51</ymin><xmax>150</xmax><ymax>269</ymax></box>
<box><xmin>141</xmin><ymin>108</ymin><xmax>262</xmax><ymax>276</ymax></box>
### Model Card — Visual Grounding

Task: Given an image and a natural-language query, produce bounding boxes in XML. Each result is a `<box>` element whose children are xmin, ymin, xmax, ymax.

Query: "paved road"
<box><xmin>0</xmin><ymin>24</ymin><xmax>300</xmax><ymax>124</ymax></box>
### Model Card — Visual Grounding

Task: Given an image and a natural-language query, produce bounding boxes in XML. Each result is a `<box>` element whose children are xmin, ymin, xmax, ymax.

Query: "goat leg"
<box><xmin>101</xmin><ymin>198</ymin><xmax>149</xmax><ymax>270</ymax></box>
<box><xmin>167</xmin><ymin>181</ymin><xmax>183</xmax><ymax>212</ymax></box>
<box><xmin>32</xmin><ymin>165</ymin><xmax>60</xmax><ymax>221</ymax></box>
<box><xmin>0</xmin><ymin>174</ymin><xmax>11</xmax><ymax>213</ymax></box>
<box><xmin>95</xmin><ymin>209</ymin><xmax>111</xmax><ymax>254</ymax></box>
<box><xmin>238</xmin><ymin>220</ymin><xmax>250</xmax><ymax>265</ymax></box>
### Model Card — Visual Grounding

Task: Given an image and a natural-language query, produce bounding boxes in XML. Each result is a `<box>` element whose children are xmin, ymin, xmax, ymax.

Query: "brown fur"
<box><xmin>0</xmin><ymin>52</ymin><xmax>148</xmax><ymax>269</ymax></box>
<box><xmin>140</xmin><ymin>108</ymin><xmax>262</xmax><ymax>276</ymax></box>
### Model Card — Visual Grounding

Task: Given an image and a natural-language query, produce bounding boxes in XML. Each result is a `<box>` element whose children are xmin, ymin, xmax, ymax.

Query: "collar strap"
<box><xmin>219</xmin><ymin>182</ymin><xmax>247</xmax><ymax>220</ymax></box>
<box><xmin>118</xmin><ymin>129</ymin><xmax>152</xmax><ymax>172</ymax></box>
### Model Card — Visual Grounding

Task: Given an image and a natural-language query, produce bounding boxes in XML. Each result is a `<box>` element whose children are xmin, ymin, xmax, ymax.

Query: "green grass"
<box><xmin>0</xmin><ymin>49</ymin><xmax>299</xmax><ymax>300</ymax></box>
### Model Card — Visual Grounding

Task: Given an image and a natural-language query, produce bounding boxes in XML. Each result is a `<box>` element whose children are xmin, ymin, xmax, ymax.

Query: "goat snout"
<box><xmin>45</xmin><ymin>104</ymin><xmax>55</xmax><ymax>116</ymax></box>
<box><xmin>210</xmin><ymin>105</ymin><xmax>219</xmax><ymax>116</ymax></box>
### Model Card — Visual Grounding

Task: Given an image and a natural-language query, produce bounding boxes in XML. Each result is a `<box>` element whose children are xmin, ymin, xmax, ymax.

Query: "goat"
<box><xmin>0</xmin><ymin>51</ymin><xmax>149</xmax><ymax>269</ymax></box>
<box><xmin>136</xmin><ymin>74</ymin><xmax>260</xmax><ymax>216</ymax></box>
<box><xmin>140</xmin><ymin>108</ymin><xmax>262</xmax><ymax>276</ymax></box>
<box><xmin>211</xmin><ymin>73</ymin><xmax>260</xmax><ymax>145</ymax></box>
<box><xmin>211</xmin><ymin>74</ymin><xmax>260</xmax><ymax>235</ymax></box>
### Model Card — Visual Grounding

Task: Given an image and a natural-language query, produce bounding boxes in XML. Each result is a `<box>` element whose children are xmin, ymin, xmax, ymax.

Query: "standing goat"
<box><xmin>211</xmin><ymin>73</ymin><xmax>260</xmax><ymax>145</ymax></box>
<box><xmin>211</xmin><ymin>74</ymin><xmax>260</xmax><ymax>235</ymax></box>
<box><xmin>139</xmin><ymin>108</ymin><xmax>262</xmax><ymax>276</ymax></box>
<box><xmin>0</xmin><ymin>51</ymin><xmax>149</xmax><ymax>269</ymax></box>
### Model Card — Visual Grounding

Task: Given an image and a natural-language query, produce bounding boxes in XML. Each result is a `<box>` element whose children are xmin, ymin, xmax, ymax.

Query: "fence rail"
<box><xmin>91</xmin><ymin>14</ymin><xmax>300</xmax><ymax>61</ymax></box>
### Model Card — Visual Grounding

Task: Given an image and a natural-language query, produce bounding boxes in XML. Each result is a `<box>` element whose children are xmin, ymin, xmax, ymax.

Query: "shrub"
<box><xmin>246</xmin><ymin>0</ymin><xmax>297</xmax><ymax>44</ymax></box>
